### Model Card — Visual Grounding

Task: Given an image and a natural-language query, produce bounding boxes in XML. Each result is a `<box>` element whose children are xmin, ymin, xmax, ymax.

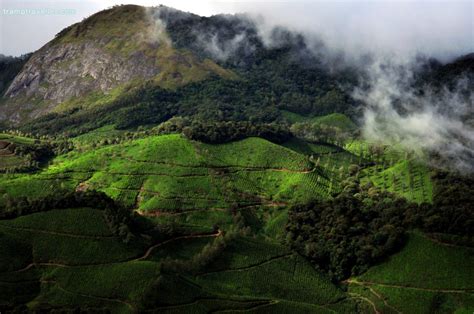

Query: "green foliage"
<box><xmin>0</xmin><ymin>134</ymin><xmax>331</xmax><ymax>215</ymax></box>
<box><xmin>424</xmin><ymin>171</ymin><xmax>474</xmax><ymax>237</ymax></box>
<box><xmin>345</xmin><ymin>140</ymin><xmax>434</xmax><ymax>203</ymax></box>
<box><xmin>0</xmin><ymin>132</ymin><xmax>73</xmax><ymax>173</ymax></box>
<box><xmin>19</xmin><ymin>24</ymin><xmax>357</xmax><ymax>137</ymax></box>
<box><xmin>286</xmin><ymin>183</ymin><xmax>410</xmax><ymax>281</ymax></box>
<box><xmin>182</xmin><ymin>120</ymin><xmax>292</xmax><ymax>144</ymax></box>
<box><xmin>192</xmin><ymin>237</ymin><xmax>354</xmax><ymax>311</ymax></box>
<box><xmin>283</xmin><ymin>111</ymin><xmax>357</xmax><ymax>132</ymax></box>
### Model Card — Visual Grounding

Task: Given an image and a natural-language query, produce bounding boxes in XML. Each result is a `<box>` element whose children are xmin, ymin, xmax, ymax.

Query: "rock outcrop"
<box><xmin>0</xmin><ymin>5</ymin><xmax>235</xmax><ymax>125</ymax></box>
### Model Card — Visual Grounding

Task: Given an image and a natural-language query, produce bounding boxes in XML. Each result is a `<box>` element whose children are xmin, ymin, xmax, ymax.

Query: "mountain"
<box><xmin>0</xmin><ymin>5</ymin><xmax>236</xmax><ymax>124</ymax></box>
<box><xmin>0</xmin><ymin>5</ymin><xmax>360</xmax><ymax>132</ymax></box>
<box><xmin>1</xmin><ymin>5</ymin><xmax>473</xmax><ymax>132</ymax></box>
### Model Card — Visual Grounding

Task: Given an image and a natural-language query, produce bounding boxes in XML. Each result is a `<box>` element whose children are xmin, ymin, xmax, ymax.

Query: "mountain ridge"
<box><xmin>0</xmin><ymin>5</ymin><xmax>237</xmax><ymax>124</ymax></box>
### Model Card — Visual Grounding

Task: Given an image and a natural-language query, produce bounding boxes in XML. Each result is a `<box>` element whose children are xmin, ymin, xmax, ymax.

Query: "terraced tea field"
<box><xmin>0</xmin><ymin>207</ymin><xmax>361</xmax><ymax>312</ymax></box>
<box><xmin>346</xmin><ymin>233</ymin><xmax>474</xmax><ymax>313</ymax></box>
<box><xmin>0</xmin><ymin>132</ymin><xmax>458</xmax><ymax>313</ymax></box>
<box><xmin>345</xmin><ymin>140</ymin><xmax>433</xmax><ymax>203</ymax></box>
<box><xmin>0</xmin><ymin>134</ymin><xmax>358</xmax><ymax>234</ymax></box>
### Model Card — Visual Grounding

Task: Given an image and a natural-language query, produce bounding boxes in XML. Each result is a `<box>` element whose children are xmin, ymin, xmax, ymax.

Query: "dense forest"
<box><xmin>286</xmin><ymin>171</ymin><xmax>474</xmax><ymax>282</ymax></box>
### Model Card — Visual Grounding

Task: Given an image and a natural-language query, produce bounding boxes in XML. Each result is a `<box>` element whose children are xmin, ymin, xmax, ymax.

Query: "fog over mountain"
<box><xmin>144</xmin><ymin>1</ymin><xmax>474</xmax><ymax>172</ymax></box>
<box><xmin>2</xmin><ymin>0</ymin><xmax>473</xmax><ymax>171</ymax></box>
<box><xmin>2</xmin><ymin>1</ymin><xmax>472</xmax><ymax>60</ymax></box>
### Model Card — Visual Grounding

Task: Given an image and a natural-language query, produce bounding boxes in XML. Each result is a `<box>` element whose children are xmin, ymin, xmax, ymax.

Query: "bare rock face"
<box><xmin>5</xmin><ymin>42</ymin><xmax>159</xmax><ymax>104</ymax></box>
<box><xmin>0</xmin><ymin>5</ymin><xmax>162</xmax><ymax>124</ymax></box>
<box><xmin>1</xmin><ymin>43</ymin><xmax>160</xmax><ymax>124</ymax></box>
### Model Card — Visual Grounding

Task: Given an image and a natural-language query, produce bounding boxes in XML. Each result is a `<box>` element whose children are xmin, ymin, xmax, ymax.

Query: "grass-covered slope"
<box><xmin>347</xmin><ymin>232</ymin><xmax>474</xmax><ymax>313</ymax></box>
<box><xmin>0</xmin><ymin>131</ymin><xmax>470</xmax><ymax>313</ymax></box>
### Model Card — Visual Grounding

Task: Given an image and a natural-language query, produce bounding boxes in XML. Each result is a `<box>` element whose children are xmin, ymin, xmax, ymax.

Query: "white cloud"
<box><xmin>2</xmin><ymin>1</ymin><xmax>472</xmax><ymax>59</ymax></box>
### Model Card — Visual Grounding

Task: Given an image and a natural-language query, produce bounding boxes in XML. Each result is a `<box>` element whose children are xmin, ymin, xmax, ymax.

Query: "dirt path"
<box><xmin>349</xmin><ymin>292</ymin><xmax>380</xmax><ymax>314</ymax></box>
<box><xmin>136</xmin><ymin>207</ymin><xmax>227</xmax><ymax>217</ymax></box>
<box><xmin>122</xmin><ymin>156</ymin><xmax>316</xmax><ymax>174</ymax></box>
<box><xmin>144</xmin><ymin>298</ymin><xmax>276</xmax><ymax>313</ymax></box>
<box><xmin>422</xmin><ymin>233</ymin><xmax>472</xmax><ymax>249</ymax></box>
<box><xmin>4</xmin><ymin>230</ymin><xmax>223</xmax><ymax>273</ymax></box>
<box><xmin>135</xmin><ymin>230</ymin><xmax>222</xmax><ymax>262</ymax></box>
<box><xmin>346</xmin><ymin>279</ymin><xmax>402</xmax><ymax>313</ymax></box>
<box><xmin>213</xmin><ymin>300</ymin><xmax>280</xmax><ymax>313</ymax></box>
<box><xmin>137</xmin><ymin>200</ymin><xmax>287</xmax><ymax>218</ymax></box>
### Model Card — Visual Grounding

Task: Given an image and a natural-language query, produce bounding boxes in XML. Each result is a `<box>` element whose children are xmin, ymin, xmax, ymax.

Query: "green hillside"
<box><xmin>0</xmin><ymin>129</ymin><xmax>471</xmax><ymax>312</ymax></box>
<box><xmin>347</xmin><ymin>232</ymin><xmax>474</xmax><ymax>313</ymax></box>
<box><xmin>0</xmin><ymin>4</ymin><xmax>472</xmax><ymax>313</ymax></box>
<box><xmin>0</xmin><ymin>134</ymin><xmax>359</xmax><ymax>236</ymax></box>
<box><xmin>0</xmin><ymin>205</ymin><xmax>361</xmax><ymax>312</ymax></box>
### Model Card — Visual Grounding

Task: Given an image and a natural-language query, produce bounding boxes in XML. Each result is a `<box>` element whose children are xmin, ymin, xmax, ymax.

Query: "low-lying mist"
<box><xmin>353</xmin><ymin>58</ymin><xmax>473</xmax><ymax>173</ymax></box>
<box><xmin>149</xmin><ymin>2</ymin><xmax>474</xmax><ymax>172</ymax></box>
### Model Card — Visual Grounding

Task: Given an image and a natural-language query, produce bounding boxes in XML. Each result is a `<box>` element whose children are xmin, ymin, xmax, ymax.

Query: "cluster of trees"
<box><xmin>290</xmin><ymin>122</ymin><xmax>354</xmax><ymax>146</ymax></box>
<box><xmin>11</xmin><ymin>142</ymin><xmax>54</xmax><ymax>161</ymax></box>
<box><xmin>103</xmin><ymin>201</ymin><xmax>135</xmax><ymax>243</ymax></box>
<box><xmin>160</xmin><ymin>230</ymin><xmax>237</xmax><ymax>274</ymax></box>
<box><xmin>414</xmin><ymin>53</ymin><xmax>474</xmax><ymax>92</ymax></box>
<box><xmin>0</xmin><ymin>136</ymin><xmax>73</xmax><ymax>173</ymax></box>
<box><xmin>0</xmin><ymin>159</ymin><xmax>41</xmax><ymax>174</ymax></box>
<box><xmin>0</xmin><ymin>190</ymin><xmax>113</xmax><ymax>219</ymax></box>
<box><xmin>286</xmin><ymin>182</ymin><xmax>410</xmax><ymax>281</ymax></box>
<box><xmin>181</xmin><ymin>120</ymin><xmax>291</xmax><ymax>144</ymax></box>
<box><xmin>142</xmin><ymin>227</ymin><xmax>248</xmax><ymax>309</ymax></box>
<box><xmin>286</xmin><ymin>170</ymin><xmax>474</xmax><ymax>282</ymax></box>
<box><xmin>424</xmin><ymin>171</ymin><xmax>474</xmax><ymax>238</ymax></box>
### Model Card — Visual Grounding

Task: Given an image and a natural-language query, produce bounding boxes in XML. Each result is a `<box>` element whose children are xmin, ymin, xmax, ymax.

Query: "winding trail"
<box><xmin>212</xmin><ymin>300</ymin><xmax>280</xmax><ymax>313</ymax></box>
<box><xmin>346</xmin><ymin>279</ymin><xmax>401</xmax><ymax>313</ymax></box>
<box><xmin>137</xmin><ymin>200</ymin><xmax>287</xmax><ymax>218</ymax></box>
<box><xmin>136</xmin><ymin>207</ymin><xmax>227</xmax><ymax>217</ymax></box>
<box><xmin>122</xmin><ymin>156</ymin><xmax>315</xmax><ymax>174</ymax></box>
<box><xmin>348</xmin><ymin>292</ymin><xmax>380</xmax><ymax>314</ymax></box>
<box><xmin>135</xmin><ymin>230</ymin><xmax>222</xmax><ymax>262</ymax></box>
<box><xmin>422</xmin><ymin>233</ymin><xmax>473</xmax><ymax>249</ymax></box>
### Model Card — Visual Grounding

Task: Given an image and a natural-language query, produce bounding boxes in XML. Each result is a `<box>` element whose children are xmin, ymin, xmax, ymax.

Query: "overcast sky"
<box><xmin>0</xmin><ymin>0</ymin><xmax>473</xmax><ymax>60</ymax></box>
